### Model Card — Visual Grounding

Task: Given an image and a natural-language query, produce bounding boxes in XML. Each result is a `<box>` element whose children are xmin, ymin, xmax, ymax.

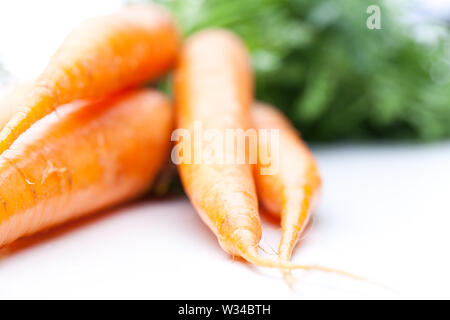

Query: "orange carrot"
<box><xmin>0</xmin><ymin>81</ymin><xmax>33</xmax><ymax>129</ymax></box>
<box><xmin>0</xmin><ymin>3</ymin><xmax>179</xmax><ymax>156</ymax></box>
<box><xmin>174</xmin><ymin>29</ymin><xmax>257</xmax><ymax>257</ymax></box>
<box><xmin>0</xmin><ymin>89</ymin><xmax>173</xmax><ymax>247</ymax></box>
<box><xmin>252</xmin><ymin>103</ymin><xmax>322</xmax><ymax>280</ymax></box>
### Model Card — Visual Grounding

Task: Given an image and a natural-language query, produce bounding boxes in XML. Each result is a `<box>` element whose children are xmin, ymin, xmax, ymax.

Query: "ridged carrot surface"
<box><xmin>174</xmin><ymin>29</ymin><xmax>258</xmax><ymax>258</ymax></box>
<box><xmin>0</xmin><ymin>81</ymin><xmax>33</xmax><ymax>129</ymax></box>
<box><xmin>253</xmin><ymin>103</ymin><xmax>322</xmax><ymax>263</ymax></box>
<box><xmin>0</xmin><ymin>3</ymin><xmax>179</xmax><ymax>156</ymax></box>
<box><xmin>0</xmin><ymin>89</ymin><xmax>173</xmax><ymax>247</ymax></box>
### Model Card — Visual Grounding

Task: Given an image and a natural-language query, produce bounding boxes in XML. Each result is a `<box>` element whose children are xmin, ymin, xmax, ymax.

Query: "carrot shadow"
<box><xmin>259</xmin><ymin>208</ymin><xmax>281</xmax><ymax>227</ymax></box>
<box><xmin>0</xmin><ymin>196</ymin><xmax>171</xmax><ymax>260</ymax></box>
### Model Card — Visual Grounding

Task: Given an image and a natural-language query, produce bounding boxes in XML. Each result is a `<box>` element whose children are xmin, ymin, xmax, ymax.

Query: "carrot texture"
<box><xmin>0</xmin><ymin>81</ymin><xmax>33</xmax><ymax>129</ymax></box>
<box><xmin>0</xmin><ymin>3</ymin><xmax>179</xmax><ymax>156</ymax></box>
<box><xmin>174</xmin><ymin>29</ymin><xmax>260</xmax><ymax>258</ymax></box>
<box><xmin>0</xmin><ymin>89</ymin><xmax>173</xmax><ymax>247</ymax></box>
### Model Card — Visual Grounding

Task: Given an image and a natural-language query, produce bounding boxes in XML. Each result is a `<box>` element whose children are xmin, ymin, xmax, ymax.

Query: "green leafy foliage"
<box><xmin>153</xmin><ymin>0</ymin><xmax>450</xmax><ymax>141</ymax></box>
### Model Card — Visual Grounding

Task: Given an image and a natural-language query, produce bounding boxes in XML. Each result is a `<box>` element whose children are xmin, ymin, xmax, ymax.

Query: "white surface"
<box><xmin>0</xmin><ymin>0</ymin><xmax>122</xmax><ymax>80</ymax></box>
<box><xmin>1</xmin><ymin>142</ymin><xmax>450</xmax><ymax>299</ymax></box>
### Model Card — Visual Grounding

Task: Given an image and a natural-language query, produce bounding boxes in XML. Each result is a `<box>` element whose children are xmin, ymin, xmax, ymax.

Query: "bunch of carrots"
<box><xmin>0</xmin><ymin>4</ymin><xmax>357</xmax><ymax>282</ymax></box>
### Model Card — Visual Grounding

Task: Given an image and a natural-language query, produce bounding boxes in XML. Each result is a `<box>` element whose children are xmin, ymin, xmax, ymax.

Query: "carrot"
<box><xmin>253</xmin><ymin>103</ymin><xmax>321</xmax><ymax>260</ymax></box>
<box><xmin>174</xmin><ymin>29</ymin><xmax>257</xmax><ymax>258</ymax></box>
<box><xmin>0</xmin><ymin>89</ymin><xmax>173</xmax><ymax>247</ymax></box>
<box><xmin>0</xmin><ymin>81</ymin><xmax>33</xmax><ymax>129</ymax></box>
<box><xmin>252</xmin><ymin>103</ymin><xmax>322</xmax><ymax>281</ymax></box>
<box><xmin>0</xmin><ymin>3</ymin><xmax>179</xmax><ymax>156</ymax></box>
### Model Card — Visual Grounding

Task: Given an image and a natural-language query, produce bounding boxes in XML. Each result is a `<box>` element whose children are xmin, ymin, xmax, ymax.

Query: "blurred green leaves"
<box><xmin>154</xmin><ymin>0</ymin><xmax>450</xmax><ymax>141</ymax></box>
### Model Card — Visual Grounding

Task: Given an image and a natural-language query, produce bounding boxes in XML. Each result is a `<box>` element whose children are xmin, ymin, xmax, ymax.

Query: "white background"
<box><xmin>0</xmin><ymin>0</ymin><xmax>450</xmax><ymax>299</ymax></box>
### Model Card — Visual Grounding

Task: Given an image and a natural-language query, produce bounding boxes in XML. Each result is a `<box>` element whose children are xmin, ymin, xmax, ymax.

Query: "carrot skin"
<box><xmin>0</xmin><ymin>81</ymin><xmax>34</xmax><ymax>129</ymax></box>
<box><xmin>252</xmin><ymin>103</ymin><xmax>322</xmax><ymax>262</ymax></box>
<box><xmin>174</xmin><ymin>29</ymin><xmax>260</xmax><ymax>257</ymax></box>
<box><xmin>0</xmin><ymin>4</ymin><xmax>179</xmax><ymax>156</ymax></box>
<box><xmin>0</xmin><ymin>89</ymin><xmax>173</xmax><ymax>247</ymax></box>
